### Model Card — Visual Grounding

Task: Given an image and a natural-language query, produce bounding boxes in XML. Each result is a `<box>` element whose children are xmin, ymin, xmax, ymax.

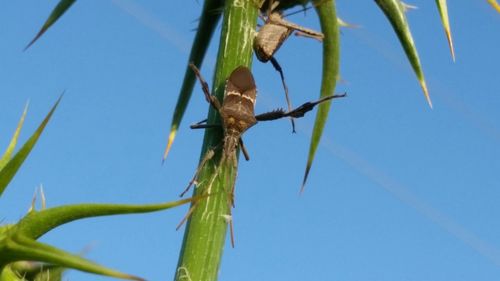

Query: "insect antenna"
<box><xmin>281</xmin><ymin>0</ymin><xmax>330</xmax><ymax>18</ymax></box>
<box><xmin>282</xmin><ymin>4</ymin><xmax>312</xmax><ymax>18</ymax></box>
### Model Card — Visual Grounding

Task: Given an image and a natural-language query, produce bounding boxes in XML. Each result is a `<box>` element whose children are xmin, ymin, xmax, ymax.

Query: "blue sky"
<box><xmin>1</xmin><ymin>1</ymin><xmax>500</xmax><ymax>280</ymax></box>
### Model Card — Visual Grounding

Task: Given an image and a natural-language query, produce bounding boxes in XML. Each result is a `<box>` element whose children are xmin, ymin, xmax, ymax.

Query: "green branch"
<box><xmin>174</xmin><ymin>1</ymin><xmax>259</xmax><ymax>280</ymax></box>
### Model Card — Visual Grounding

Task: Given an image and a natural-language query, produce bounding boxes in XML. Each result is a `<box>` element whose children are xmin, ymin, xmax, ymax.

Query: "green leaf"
<box><xmin>0</xmin><ymin>197</ymin><xmax>198</xmax><ymax>280</ymax></box>
<box><xmin>487</xmin><ymin>0</ymin><xmax>500</xmax><ymax>13</ymax></box>
<box><xmin>0</xmin><ymin>96</ymin><xmax>62</xmax><ymax>197</ymax></box>
<box><xmin>24</xmin><ymin>0</ymin><xmax>76</xmax><ymax>50</ymax></box>
<box><xmin>375</xmin><ymin>0</ymin><xmax>432</xmax><ymax>108</ymax></box>
<box><xmin>3</xmin><ymin>237</ymin><xmax>143</xmax><ymax>281</ymax></box>
<box><xmin>435</xmin><ymin>0</ymin><xmax>455</xmax><ymax>61</ymax></box>
<box><xmin>301</xmin><ymin>0</ymin><xmax>340</xmax><ymax>192</ymax></box>
<box><xmin>163</xmin><ymin>0</ymin><xmax>225</xmax><ymax>161</ymax></box>
<box><xmin>15</xmin><ymin>197</ymin><xmax>197</xmax><ymax>239</ymax></box>
<box><xmin>0</xmin><ymin>103</ymin><xmax>28</xmax><ymax>171</ymax></box>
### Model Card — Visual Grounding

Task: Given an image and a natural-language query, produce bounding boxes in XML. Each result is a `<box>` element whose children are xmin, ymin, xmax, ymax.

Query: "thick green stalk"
<box><xmin>174</xmin><ymin>1</ymin><xmax>258</xmax><ymax>281</ymax></box>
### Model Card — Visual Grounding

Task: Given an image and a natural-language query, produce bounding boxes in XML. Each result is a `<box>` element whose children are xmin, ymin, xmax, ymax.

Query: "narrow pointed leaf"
<box><xmin>487</xmin><ymin>0</ymin><xmax>500</xmax><ymax>13</ymax></box>
<box><xmin>5</xmin><ymin>237</ymin><xmax>143</xmax><ymax>281</ymax></box>
<box><xmin>301</xmin><ymin>0</ymin><xmax>340</xmax><ymax>192</ymax></box>
<box><xmin>435</xmin><ymin>0</ymin><xmax>455</xmax><ymax>61</ymax></box>
<box><xmin>24</xmin><ymin>0</ymin><xmax>76</xmax><ymax>51</ymax></box>
<box><xmin>0</xmin><ymin>103</ymin><xmax>28</xmax><ymax>171</ymax></box>
<box><xmin>1</xmin><ymin>198</ymin><xmax>197</xmax><ymax>280</ymax></box>
<box><xmin>375</xmin><ymin>0</ymin><xmax>432</xmax><ymax>108</ymax></box>
<box><xmin>25</xmin><ymin>0</ymin><xmax>76</xmax><ymax>50</ymax></box>
<box><xmin>0</xmin><ymin>96</ymin><xmax>62</xmax><ymax>197</ymax></box>
<box><xmin>163</xmin><ymin>0</ymin><xmax>224</xmax><ymax>161</ymax></box>
<box><xmin>15</xmin><ymin>197</ymin><xmax>197</xmax><ymax>239</ymax></box>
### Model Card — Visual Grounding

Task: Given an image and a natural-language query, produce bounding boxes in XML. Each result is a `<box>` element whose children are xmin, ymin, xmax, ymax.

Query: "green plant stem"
<box><xmin>174</xmin><ymin>1</ymin><xmax>258</xmax><ymax>281</ymax></box>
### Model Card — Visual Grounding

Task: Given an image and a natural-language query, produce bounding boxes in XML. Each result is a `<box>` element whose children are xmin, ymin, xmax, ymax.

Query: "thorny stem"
<box><xmin>174</xmin><ymin>1</ymin><xmax>259</xmax><ymax>281</ymax></box>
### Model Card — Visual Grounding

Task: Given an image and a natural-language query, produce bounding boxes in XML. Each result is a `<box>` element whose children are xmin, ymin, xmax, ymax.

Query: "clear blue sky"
<box><xmin>1</xmin><ymin>1</ymin><xmax>500</xmax><ymax>280</ymax></box>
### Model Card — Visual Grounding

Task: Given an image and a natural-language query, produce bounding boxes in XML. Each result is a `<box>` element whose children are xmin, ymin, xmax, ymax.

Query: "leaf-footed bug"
<box><xmin>177</xmin><ymin>63</ymin><xmax>345</xmax><ymax>247</ymax></box>
<box><xmin>254</xmin><ymin>0</ymin><xmax>324</xmax><ymax>133</ymax></box>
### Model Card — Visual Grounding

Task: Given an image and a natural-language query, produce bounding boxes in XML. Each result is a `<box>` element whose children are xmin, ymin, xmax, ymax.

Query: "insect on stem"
<box><xmin>254</xmin><ymin>0</ymin><xmax>325</xmax><ymax>133</ymax></box>
<box><xmin>180</xmin><ymin>63</ymin><xmax>345</xmax><ymax>246</ymax></box>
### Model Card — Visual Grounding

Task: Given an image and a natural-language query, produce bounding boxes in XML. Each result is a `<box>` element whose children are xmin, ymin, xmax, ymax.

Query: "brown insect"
<box><xmin>254</xmin><ymin>0</ymin><xmax>324</xmax><ymax>132</ymax></box>
<box><xmin>178</xmin><ymin>64</ymin><xmax>345</xmax><ymax>247</ymax></box>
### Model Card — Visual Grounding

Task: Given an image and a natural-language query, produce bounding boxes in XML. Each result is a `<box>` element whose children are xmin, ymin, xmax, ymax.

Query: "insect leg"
<box><xmin>176</xmin><ymin>199</ymin><xmax>200</xmax><ymax>230</ymax></box>
<box><xmin>180</xmin><ymin>148</ymin><xmax>216</xmax><ymax>197</ymax></box>
<box><xmin>192</xmin><ymin>118</ymin><xmax>208</xmax><ymax>125</ymax></box>
<box><xmin>190</xmin><ymin>119</ymin><xmax>222</xmax><ymax>130</ymax></box>
<box><xmin>294</xmin><ymin>30</ymin><xmax>324</xmax><ymax>42</ymax></box>
<box><xmin>229</xmin><ymin>152</ymin><xmax>239</xmax><ymax>207</ymax></box>
<box><xmin>227</xmin><ymin>152</ymin><xmax>239</xmax><ymax>247</ymax></box>
<box><xmin>189</xmin><ymin>63</ymin><xmax>222</xmax><ymax>111</ymax></box>
<box><xmin>283</xmin><ymin>93</ymin><xmax>346</xmax><ymax>118</ymax></box>
<box><xmin>269</xmin><ymin>56</ymin><xmax>296</xmax><ymax>133</ymax></box>
<box><xmin>190</xmin><ymin>124</ymin><xmax>221</xmax><ymax>129</ymax></box>
<box><xmin>226</xmin><ymin>201</ymin><xmax>235</xmax><ymax>248</ymax></box>
<box><xmin>272</xmin><ymin>15</ymin><xmax>324</xmax><ymax>41</ymax></box>
<box><xmin>239</xmin><ymin>138</ymin><xmax>251</xmax><ymax>161</ymax></box>
<box><xmin>175</xmin><ymin>194</ymin><xmax>212</xmax><ymax>230</ymax></box>
<box><xmin>255</xmin><ymin>93</ymin><xmax>346</xmax><ymax>121</ymax></box>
